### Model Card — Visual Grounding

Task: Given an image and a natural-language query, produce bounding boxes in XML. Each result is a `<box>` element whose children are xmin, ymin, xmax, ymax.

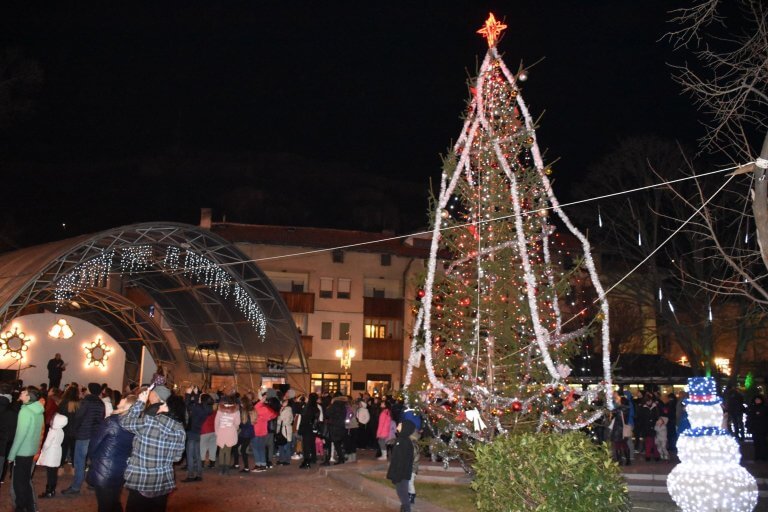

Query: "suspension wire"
<box><xmin>0</xmin><ymin>160</ymin><xmax>749</xmax><ymax>280</ymax></box>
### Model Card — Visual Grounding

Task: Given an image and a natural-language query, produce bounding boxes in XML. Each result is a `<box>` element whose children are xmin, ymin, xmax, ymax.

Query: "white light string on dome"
<box><xmin>53</xmin><ymin>245</ymin><xmax>268</xmax><ymax>338</ymax></box>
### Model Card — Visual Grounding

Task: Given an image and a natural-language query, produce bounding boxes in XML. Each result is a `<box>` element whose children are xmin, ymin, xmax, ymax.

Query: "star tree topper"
<box><xmin>477</xmin><ymin>13</ymin><xmax>507</xmax><ymax>48</ymax></box>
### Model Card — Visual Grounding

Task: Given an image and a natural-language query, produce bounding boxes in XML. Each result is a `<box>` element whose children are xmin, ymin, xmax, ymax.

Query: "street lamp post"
<box><xmin>335</xmin><ymin>341</ymin><xmax>355</xmax><ymax>395</ymax></box>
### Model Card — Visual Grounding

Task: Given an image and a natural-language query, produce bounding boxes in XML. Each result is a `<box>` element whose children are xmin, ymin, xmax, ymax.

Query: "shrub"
<box><xmin>472</xmin><ymin>431</ymin><xmax>631</xmax><ymax>512</ymax></box>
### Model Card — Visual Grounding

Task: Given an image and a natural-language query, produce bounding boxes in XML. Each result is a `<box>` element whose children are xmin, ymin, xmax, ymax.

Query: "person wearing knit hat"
<box><xmin>151</xmin><ymin>386</ymin><xmax>171</xmax><ymax>403</ymax></box>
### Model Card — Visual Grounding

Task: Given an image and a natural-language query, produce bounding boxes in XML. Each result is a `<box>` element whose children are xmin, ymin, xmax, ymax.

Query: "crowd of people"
<box><xmin>603</xmin><ymin>386</ymin><xmax>768</xmax><ymax>466</ymax></box>
<box><xmin>0</xmin><ymin>376</ymin><xmax>424</xmax><ymax>512</ymax></box>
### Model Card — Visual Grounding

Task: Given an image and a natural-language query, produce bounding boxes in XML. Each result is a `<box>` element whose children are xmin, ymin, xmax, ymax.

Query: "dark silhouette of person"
<box><xmin>46</xmin><ymin>354</ymin><xmax>66</xmax><ymax>390</ymax></box>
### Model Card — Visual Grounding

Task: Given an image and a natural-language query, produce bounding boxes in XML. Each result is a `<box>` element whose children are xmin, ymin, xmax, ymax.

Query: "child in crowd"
<box><xmin>37</xmin><ymin>410</ymin><xmax>68</xmax><ymax>498</ymax></box>
<box><xmin>387</xmin><ymin>419</ymin><xmax>417</xmax><ymax>512</ymax></box>
<box><xmin>655</xmin><ymin>415</ymin><xmax>669</xmax><ymax>461</ymax></box>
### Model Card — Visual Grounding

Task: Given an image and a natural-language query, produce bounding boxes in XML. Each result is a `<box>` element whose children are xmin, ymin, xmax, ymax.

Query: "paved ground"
<box><xmin>0</xmin><ymin>456</ymin><xmax>392</xmax><ymax>512</ymax></box>
<box><xmin>2</xmin><ymin>445</ymin><xmax>767</xmax><ymax>512</ymax></box>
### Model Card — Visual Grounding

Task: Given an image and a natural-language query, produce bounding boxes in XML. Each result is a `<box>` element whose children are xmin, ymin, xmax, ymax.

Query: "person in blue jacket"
<box><xmin>86</xmin><ymin>395</ymin><xmax>136</xmax><ymax>512</ymax></box>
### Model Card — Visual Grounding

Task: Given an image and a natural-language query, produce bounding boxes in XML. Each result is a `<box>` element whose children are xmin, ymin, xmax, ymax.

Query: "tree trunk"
<box><xmin>752</xmin><ymin>131</ymin><xmax>768</xmax><ymax>270</ymax></box>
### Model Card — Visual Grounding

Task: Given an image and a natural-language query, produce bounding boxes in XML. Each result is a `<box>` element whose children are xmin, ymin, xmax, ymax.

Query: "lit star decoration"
<box><xmin>0</xmin><ymin>326</ymin><xmax>31</xmax><ymax>360</ymax></box>
<box><xmin>84</xmin><ymin>337</ymin><xmax>111</xmax><ymax>369</ymax></box>
<box><xmin>667</xmin><ymin>377</ymin><xmax>757</xmax><ymax>512</ymax></box>
<box><xmin>477</xmin><ymin>13</ymin><xmax>507</xmax><ymax>48</ymax></box>
<box><xmin>403</xmin><ymin>13</ymin><xmax>611</xmax><ymax>467</ymax></box>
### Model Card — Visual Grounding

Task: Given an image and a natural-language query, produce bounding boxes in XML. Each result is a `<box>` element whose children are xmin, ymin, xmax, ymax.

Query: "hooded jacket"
<box><xmin>37</xmin><ymin>412</ymin><xmax>68</xmax><ymax>467</ymax></box>
<box><xmin>8</xmin><ymin>399</ymin><xmax>44</xmax><ymax>460</ymax></box>
<box><xmin>86</xmin><ymin>412</ymin><xmax>135</xmax><ymax>488</ymax></box>
<box><xmin>386</xmin><ymin>420</ymin><xmax>416</xmax><ymax>484</ymax></box>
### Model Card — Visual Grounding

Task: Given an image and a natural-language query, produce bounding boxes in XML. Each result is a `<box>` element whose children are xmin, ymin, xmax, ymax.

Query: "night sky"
<box><xmin>0</xmin><ymin>1</ymin><xmax>699</xmax><ymax>248</ymax></box>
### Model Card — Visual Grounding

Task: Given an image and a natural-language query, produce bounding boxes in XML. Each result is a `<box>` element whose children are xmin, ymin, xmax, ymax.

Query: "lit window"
<box><xmin>365</xmin><ymin>323</ymin><xmax>386</xmax><ymax>338</ymax></box>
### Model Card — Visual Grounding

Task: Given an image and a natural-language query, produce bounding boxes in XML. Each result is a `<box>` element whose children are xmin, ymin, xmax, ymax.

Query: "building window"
<box><xmin>372</xmin><ymin>288</ymin><xmax>385</xmax><ymax>298</ymax></box>
<box><xmin>337</xmin><ymin>278</ymin><xmax>351</xmax><ymax>299</ymax></box>
<box><xmin>364</xmin><ymin>318</ymin><xmax>402</xmax><ymax>339</ymax></box>
<box><xmin>332</xmin><ymin>249</ymin><xmax>344</xmax><ymax>263</ymax></box>
<box><xmin>312</xmin><ymin>372</ymin><xmax>351</xmax><ymax>395</ymax></box>
<box><xmin>380</xmin><ymin>254</ymin><xmax>391</xmax><ymax>266</ymax></box>
<box><xmin>321</xmin><ymin>322</ymin><xmax>333</xmax><ymax>340</ymax></box>
<box><xmin>339</xmin><ymin>322</ymin><xmax>350</xmax><ymax>341</ymax></box>
<box><xmin>293</xmin><ymin>313</ymin><xmax>308</xmax><ymax>335</ymax></box>
<box><xmin>319</xmin><ymin>277</ymin><xmax>334</xmax><ymax>299</ymax></box>
<box><xmin>291</xmin><ymin>281</ymin><xmax>304</xmax><ymax>292</ymax></box>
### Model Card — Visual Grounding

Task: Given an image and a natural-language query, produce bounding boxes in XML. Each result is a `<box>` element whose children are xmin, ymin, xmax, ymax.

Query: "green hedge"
<box><xmin>472</xmin><ymin>431</ymin><xmax>631</xmax><ymax>512</ymax></box>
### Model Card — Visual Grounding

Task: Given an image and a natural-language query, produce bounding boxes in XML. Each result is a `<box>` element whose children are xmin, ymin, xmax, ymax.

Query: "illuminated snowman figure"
<box><xmin>667</xmin><ymin>377</ymin><xmax>758</xmax><ymax>512</ymax></box>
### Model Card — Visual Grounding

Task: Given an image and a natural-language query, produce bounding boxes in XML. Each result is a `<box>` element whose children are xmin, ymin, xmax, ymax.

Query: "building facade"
<box><xmin>206</xmin><ymin>215</ymin><xmax>430</xmax><ymax>397</ymax></box>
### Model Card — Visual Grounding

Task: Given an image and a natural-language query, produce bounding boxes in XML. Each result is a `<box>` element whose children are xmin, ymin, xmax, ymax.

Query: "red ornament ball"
<box><xmin>512</xmin><ymin>401</ymin><xmax>522</xmax><ymax>412</ymax></box>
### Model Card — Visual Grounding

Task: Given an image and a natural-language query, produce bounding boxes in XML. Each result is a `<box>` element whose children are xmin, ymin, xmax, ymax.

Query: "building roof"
<box><xmin>210</xmin><ymin>222</ymin><xmax>434</xmax><ymax>258</ymax></box>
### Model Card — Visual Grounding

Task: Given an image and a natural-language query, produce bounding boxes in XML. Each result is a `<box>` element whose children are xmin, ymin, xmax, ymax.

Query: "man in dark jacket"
<box><xmin>0</xmin><ymin>382</ymin><xmax>18</xmax><ymax>485</ymax></box>
<box><xmin>181</xmin><ymin>387</ymin><xmax>212</xmax><ymax>482</ymax></box>
<box><xmin>62</xmin><ymin>382</ymin><xmax>105</xmax><ymax>495</ymax></box>
<box><xmin>325</xmin><ymin>392</ymin><xmax>348</xmax><ymax>465</ymax></box>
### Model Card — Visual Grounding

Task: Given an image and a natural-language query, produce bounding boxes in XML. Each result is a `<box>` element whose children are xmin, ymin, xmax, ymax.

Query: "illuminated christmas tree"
<box><xmin>404</xmin><ymin>14</ymin><xmax>612</xmax><ymax>462</ymax></box>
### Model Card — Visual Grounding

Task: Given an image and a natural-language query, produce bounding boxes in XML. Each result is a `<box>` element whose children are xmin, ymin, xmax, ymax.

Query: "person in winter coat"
<box><xmin>386</xmin><ymin>419</ymin><xmax>417</xmax><ymax>512</ymax></box>
<box><xmin>37</xmin><ymin>412</ymin><xmax>68</xmax><ymax>499</ymax></box>
<box><xmin>0</xmin><ymin>382</ymin><xmax>18</xmax><ymax>486</ymax></box>
<box><xmin>214</xmin><ymin>396</ymin><xmax>239</xmax><ymax>475</ymax></box>
<box><xmin>276</xmin><ymin>397</ymin><xmax>294</xmax><ymax>465</ymax></box>
<box><xmin>655</xmin><ymin>416</ymin><xmax>669</xmax><ymax>461</ymax></box>
<box><xmin>609</xmin><ymin>398</ymin><xmax>631</xmax><ymax>466</ymax></box>
<box><xmin>232</xmin><ymin>396</ymin><xmax>254</xmax><ymax>472</ymax></box>
<box><xmin>85</xmin><ymin>395</ymin><xmax>136</xmax><ymax>512</ymax></box>
<box><xmin>747</xmin><ymin>395</ymin><xmax>768</xmax><ymax>460</ymax></box>
<box><xmin>120</xmin><ymin>387</ymin><xmax>185</xmax><ymax>512</ymax></box>
<box><xmin>62</xmin><ymin>382</ymin><xmax>106</xmax><ymax>495</ymax></box>
<box><xmin>298</xmin><ymin>393</ymin><xmax>323</xmax><ymax>469</ymax></box>
<box><xmin>639</xmin><ymin>394</ymin><xmax>660</xmax><ymax>461</ymax></box>
<box><xmin>376</xmin><ymin>401</ymin><xmax>394</xmax><ymax>461</ymax></box>
<box><xmin>325</xmin><ymin>392</ymin><xmax>348</xmax><ymax>465</ymax></box>
<box><xmin>355</xmin><ymin>400</ymin><xmax>370</xmax><ymax>450</ymax></box>
<box><xmin>251</xmin><ymin>392</ymin><xmax>277</xmax><ymax>472</ymax></box>
<box><xmin>8</xmin><ymin>386</ymin><xmax>44</xmax><ymax>512</ymax></box>
<box><xmin>182</xmin><ymin>389</ymin><xmax>213</xmax><ymax>482</ymax></box>
<box><xmin>57</xmin><ymin>384</ymin><xmax>80</xmax><ymax>465</ymax></box>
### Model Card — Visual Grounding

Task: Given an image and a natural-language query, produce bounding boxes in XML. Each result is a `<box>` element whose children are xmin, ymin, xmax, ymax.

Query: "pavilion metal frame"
<box><xmin>0</xmin><ymin>223</ymin><xmax>306</xmax><ymax>385</ymax></box>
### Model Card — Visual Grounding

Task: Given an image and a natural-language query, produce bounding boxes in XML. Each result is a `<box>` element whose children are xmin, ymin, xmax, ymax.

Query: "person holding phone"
<box><xmin>120</xmin><ymin>386</ymin><xmax>185</xmax><ymax>512</ymax></box>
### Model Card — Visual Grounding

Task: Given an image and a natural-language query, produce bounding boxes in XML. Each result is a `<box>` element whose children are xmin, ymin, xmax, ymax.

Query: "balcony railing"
<box><xmin>279</xmin><ymin>291</ymin><xmax>315</xmax><ymax>314</ymax></box>
<box><xmin>363</xmin><ymin>297</ymin><xmax>404</xmax><ymax>318</ymax></box>
<box><xmin>363</xmin><ymin>337</ymin><xmax>402</xmax><ymax>361</ymax></box>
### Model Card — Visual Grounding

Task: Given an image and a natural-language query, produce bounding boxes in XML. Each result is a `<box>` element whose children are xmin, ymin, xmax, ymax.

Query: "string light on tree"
<box><xmin>404</xmin><ymin>13</ymin><xmax>611</xmax><ymax>466</ymax></box>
